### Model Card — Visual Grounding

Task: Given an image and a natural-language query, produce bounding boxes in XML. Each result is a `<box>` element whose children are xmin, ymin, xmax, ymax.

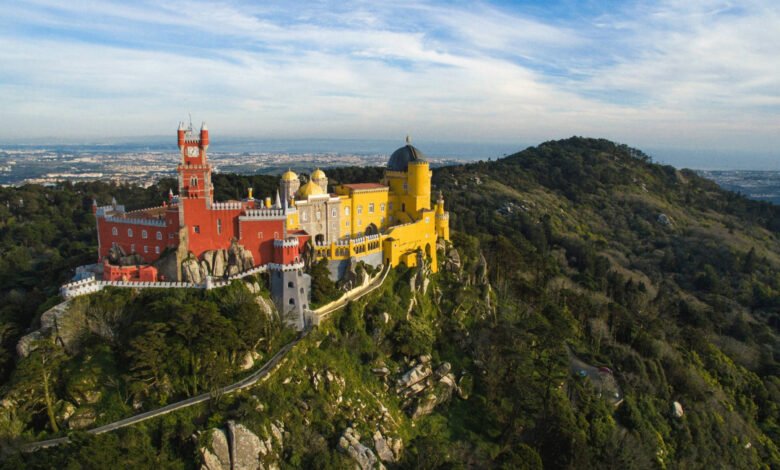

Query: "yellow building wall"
<box><xmin>381</xmin><ymin>209</ymin><xmax>438</xmax><ymax>272</ymax></box>
<box><xmin>335</xmin><ymin>187</ymin><xmax>389</xmax><ymax>237</ymax></box>
<box><xmin>286</xmin><ymin>210</ymin><xmax>300</xmax><ymax>231</ymax></box>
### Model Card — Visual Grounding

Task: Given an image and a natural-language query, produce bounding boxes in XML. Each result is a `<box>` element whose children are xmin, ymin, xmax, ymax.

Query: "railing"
<box><xmin>241</xmin><ymin>208</ymin><xmax>286</xmax><ymax>219</ymax></box>
<box><xmin>103</xmin><ymin>216</ymin><xmax>167</xmax><ymax>227</ymax></box>
<box><xmin>211</xmin><ymin>201</ymin><xmax>244</xmax><ymax>211</ymax></box>
<box><xmin>60</xmin><ymin>264</ymin><xmax>271</xmax><ymax>299</ymax></box>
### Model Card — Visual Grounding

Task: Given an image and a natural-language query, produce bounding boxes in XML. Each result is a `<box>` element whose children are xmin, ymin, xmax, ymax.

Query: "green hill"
<box><xmin>1</xmin><ymin>137</ymin><xmax>778</xmax><ymax>469</ymax></box>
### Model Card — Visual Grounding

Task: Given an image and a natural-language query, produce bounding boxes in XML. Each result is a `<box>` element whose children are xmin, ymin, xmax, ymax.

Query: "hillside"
<box><xmin>0</xmin><ymin>138</ymin><xmax>778</xmax><ymax>468</ymax></box>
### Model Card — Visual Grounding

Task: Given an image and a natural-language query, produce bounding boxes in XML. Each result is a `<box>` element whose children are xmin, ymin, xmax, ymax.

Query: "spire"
<box><xmin>111</xmin><ymin>196</ymin><xmax>117</xmax><ymax>208</ymax></box>
<box><xmin>274</xmin><ymin>190</ymin><xmax>282</xmax><ymax>208</ymax></box>
<box><xmin>168</xmin><ymin>188</ymin><xmax>174</xmax><ymax>200</ymax></box>
<box><xmin>405</xmin><ymin>134</ymin><xmax>411</xmax><ymax>145</ymax></box>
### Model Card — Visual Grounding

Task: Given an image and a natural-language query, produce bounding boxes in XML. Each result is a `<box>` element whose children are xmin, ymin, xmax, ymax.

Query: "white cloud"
<box><xmin>0</xmin><ymin>0</ymin><xmax>777</xmax><ymax>159</ymax></box>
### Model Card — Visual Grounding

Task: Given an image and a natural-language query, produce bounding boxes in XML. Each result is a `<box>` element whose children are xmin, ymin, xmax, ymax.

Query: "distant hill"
<box><xmin>1</xmin><ymin>137</ymin><xmax>778</xmax><ymax>468</ymax></box>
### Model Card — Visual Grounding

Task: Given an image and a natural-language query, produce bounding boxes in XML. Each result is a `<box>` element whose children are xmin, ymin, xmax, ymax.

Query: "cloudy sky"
<box><xmin>1</xmin><ymin>0</ymin><xmax>778</xmax><ymax>164</ymax></box>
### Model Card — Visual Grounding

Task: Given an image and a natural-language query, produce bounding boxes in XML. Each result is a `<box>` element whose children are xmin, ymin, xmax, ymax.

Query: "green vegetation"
<box><xmin>1</xmin><ymin>138</ymin><xmax>779</xmax><ymax>468</ymax></box>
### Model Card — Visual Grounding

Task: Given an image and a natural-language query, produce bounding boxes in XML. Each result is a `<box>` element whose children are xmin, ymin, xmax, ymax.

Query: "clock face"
<box><xmin>187</xmin><ymin>146</ymin><xmax>199</xmax><ymax>158</ymax></box>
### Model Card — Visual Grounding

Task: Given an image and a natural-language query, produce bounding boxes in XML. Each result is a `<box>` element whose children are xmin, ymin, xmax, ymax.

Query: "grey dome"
<box><xmin>388</xmin><ymin>143</ymin><xmax>427</xmax><ymax>171</ymax></box>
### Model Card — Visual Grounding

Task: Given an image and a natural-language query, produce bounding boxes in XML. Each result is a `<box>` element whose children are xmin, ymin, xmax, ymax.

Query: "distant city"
<box><xmin>1</xmin><ymin>141</ymin><xmax>778</xmax><ymax>206</ymax></box>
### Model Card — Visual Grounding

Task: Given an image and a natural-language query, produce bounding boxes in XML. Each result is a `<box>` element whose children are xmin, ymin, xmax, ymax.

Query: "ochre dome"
<box><xmin>281</xmin><ymin>170</ymin><xmax>299</xmax><ymax>182</ymax></box>
<box><xmin>311</xmin><ymin>168</ymin><xmax>326</xmax><ymax>180</ymax></box>
<box><xmin>296</xmin><ymin>180</ymin><xmax>326</xmax><ymax>198</ymax></box>
<box><xmin>388</xmin><ymin>142</ymin><xmax>427</xmax><ymax>172</ymax></box>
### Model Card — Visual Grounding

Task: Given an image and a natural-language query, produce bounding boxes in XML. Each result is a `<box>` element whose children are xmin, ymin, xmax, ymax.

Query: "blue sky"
<box><xmin>1</xmin><ymin>0</ymin><xmax>778</xmax><ymax>166</ymax></box>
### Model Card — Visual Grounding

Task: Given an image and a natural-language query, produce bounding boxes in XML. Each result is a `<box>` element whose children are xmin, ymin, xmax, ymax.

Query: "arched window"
<box><xmin>288</xmin><ymin>281</ymin><xmax>294</xmax><ymax>288</ymax></box>
<box><xmin>190</xmin><ymin>176</ymin><xmax>198</xmax><ymax>188</ymax></box>
<box><xmin>316</xmin><ymin>210</ymin><xmax>321</xmax><ymax>221</ymax></box>
<box><xmin>142</xmin><ymin>230</ymin><xmax>148</xmax><ymax>239</ymax></box>
<box><xmin>111</xmin><ymin>227</ymin><xmax>118</xmax><ymax>236</ymax></box>
<box><xmin>345</xmin><ymin>207</ymin><xmax>350</xmax><ymax>216</ymax></box>
<box><xmin>155</xmin><ymin>246</ymin><xmax>160</xmax><ymax>254</ymax></box>
<box><xmin>380</xmin><ymin>203</ymin><xmax>385</xmax><ymax>212</ymax></box>
<box><xmin>143</xmin><ymin>245</ymin><xmax>148</xmax><ymax>253</ymax></box>
<box><xmin>217</xmin><ymin>219</ymin><xmax>222</xmax><ymax>234</ymax></box>
<box><xmin>302</xmin><ymin>211</ymin><xmax>308</xmax><ymax>222</ymax></box>
<box><xmin>368</xmin><ymin>203</ymin><xmax>375</xmax><ymax>213</ymax></box>
<box><xmin>289</xmin><ymin>298</ymin><xmax>295</xmax><ymax>305</ymax></box>
<box><xmin>357</xmin><ymin>205</ymin><xmax>363</xmax><ymax>215</ymax></box>
<box><xmin>156</xmin><ymin>231</ymin><xmax>162</xmax><ymax>240</ymax></box>
<box><xmin>331</xmin><ymin>208</ymin><xmax>337</xmax><ymax>217</ymax></box>
<box><xmin>127</xmin><ymin>228</ymin><xmax>133</xmax><ymax>237</ymax></box>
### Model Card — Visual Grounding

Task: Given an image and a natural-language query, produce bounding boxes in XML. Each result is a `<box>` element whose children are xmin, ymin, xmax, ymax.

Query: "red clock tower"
<box><xmin>177</xmin><ymin>121</ymin><xmax>214</xmax><ymax>225</ymax></box>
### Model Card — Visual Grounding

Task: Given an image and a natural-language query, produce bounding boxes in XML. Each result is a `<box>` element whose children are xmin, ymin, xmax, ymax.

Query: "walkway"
<box><xmin>19</xmin><ymin>265</ymin><xmax>390</xmax><ymax>453</ymax></box>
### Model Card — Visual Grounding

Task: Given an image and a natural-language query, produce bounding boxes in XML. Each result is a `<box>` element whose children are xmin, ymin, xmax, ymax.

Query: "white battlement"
<box><xmin>274</xmin><ymin>238</ymin><xmax>300</xmax><ymax>248</ymax></box>
<box><xmin>104</xmin><ymin>216</ymin><xmax>167</xmax><ymax>227</ymax></box>
<box><xmin>211</xmin><ymin>201</ymin><xmax>244</xmax><ymax>211</ymax></box>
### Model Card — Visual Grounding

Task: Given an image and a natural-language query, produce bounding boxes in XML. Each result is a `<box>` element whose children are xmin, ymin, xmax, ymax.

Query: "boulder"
<box><xmin>373</xmin><ymin>430</ymin><xmax>402</xmax><ymax>463</ymax></box>
<box><xmin>200</xmin><ymin>428</ymin><xmax>231</xmax><ymax>470</ymax></box>
<box><xmin>16</xmin><ymin>331</ymin><xmax>43</xmax><ymax>358</ymax></box>
<box><xmin>672</xmin><ymin>401</ymin><xmax>684</xmax><ymax>418</ymax></box>
<box><xmin>228</xmin><ymin>421</ymin><xmax>264</xmax><ymax>470</ymax></box>
<box><xmin>338</xmin><ymin>427</ymin><xmax>383</xmax><ymax>470</ymax></box>
<box><xmin>68</xmin><ymin>407</ymin><xmax>97</xmax><ymax>430</ymax></box>
<box><xmin>212</xmin><ymin>249</ymin><xmax>227</xmax><ymax>277</ymax></box>
<box><xmin>397</xmin><ymin>362</ymin><xmax>432</xmax><ymax>390</ymax></box>
<box><xmin>182</xmin><ymin>257</ymin><xmax>203</xmax><ymax>284</ymax></box>
<box><xmin>240</xmin><ymin>351</ymin><xmax>255</xmax><ymax>371</ymax></box>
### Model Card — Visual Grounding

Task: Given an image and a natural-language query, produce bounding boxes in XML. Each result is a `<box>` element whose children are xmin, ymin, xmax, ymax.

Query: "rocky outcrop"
<box><xmin>181</xmin><ymin>256</ymin><xmax>206</xmax><ymax>284</ymax></box>
<box><xmin>339</xmin><ymin>257</ymin><xmax>369</xmax><ymax>291</ymax></box>
<box><xmin>395</xmin><ymin>356</ymin><xmax>462</xmax><ymax>419</ymax></box>
<box><xmin>338</xmin><ymin>427</ymin><xmax>384</xmax><ymax>470</ymax></box>
<box><xmin>228</xmin><ymin>241</ymin><xmax>255</xmax><ymax>272</ymax></box>
<box><xmin>443</xmin><ymin>247</ymin><xmax>462</xmax><ymax>275</ymax></box>
<box><xmin>372</xmin><ymin>430</ymin><xmax>402</xmax><ymax>463</ymax></box>
<box><xmin>67</xmin><ymin>407</ymin><xmax>97</xmax><ymax>430</ymax></box>
<box><xmin>200</xmin><ymin>428</ymin><xmax>231</xmax><ymax>470</ymax></box>
<box><xmin>199</xmin><ymin>420</ymin><xmax>285</xmax><ymax>470</ymax></box>
<box><xmin>17</xmin><ymin>300</ymin><xmax>77</xmax><ymax>357</ymax></box>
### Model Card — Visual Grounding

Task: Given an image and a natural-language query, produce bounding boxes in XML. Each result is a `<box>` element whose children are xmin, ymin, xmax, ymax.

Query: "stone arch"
<box><xmin>365</xmin><ymin>223</ymin><xmax>379</xmax><ymax>236</ymax></box>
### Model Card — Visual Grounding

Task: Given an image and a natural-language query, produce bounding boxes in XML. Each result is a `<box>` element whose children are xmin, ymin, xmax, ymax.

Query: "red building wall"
<box><xmin>96</xmin><ymin>207</ymin><xmax>180</xmax><ymax>264</ymax></box>
<box><xmin>238</xmin><ymin>218</ymin><xmax>286</xmax><ymax>266</ymax></box>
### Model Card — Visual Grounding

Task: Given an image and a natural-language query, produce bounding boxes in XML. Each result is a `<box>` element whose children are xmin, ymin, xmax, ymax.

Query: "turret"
<box><xmin>200</xmin><ymin>122</ymin><xmax>209</xmax><ymax>149</ymax></box>
<box><xmin>92</xmin><ymin>198</ymin><xmax>98</xmax><ymax>214</ymax></box>
<box><xmin>435</xmin><ymin>191</ymin><xmax>450</xmax><ymax>241</ymax></box>
<box><xmin>177</xmin><ymin>121</ymin><xmax>186</xmax><ymax>149</ymax></box>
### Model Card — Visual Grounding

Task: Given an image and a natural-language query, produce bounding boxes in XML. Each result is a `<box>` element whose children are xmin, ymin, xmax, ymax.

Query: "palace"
<box><xmin>94</xmin><ymin>122</ymin><xmax>449</xmax><ymax>324</ymax></box>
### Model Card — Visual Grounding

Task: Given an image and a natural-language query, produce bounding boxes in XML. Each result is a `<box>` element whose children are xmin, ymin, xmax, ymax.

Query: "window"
<box><xmin>288</xmin><ymin>281</ymin><xmax>294</xmax><ymax>288</ymax></box>
<box><xmin>257</xmin><ymin>231</ymin><xmax>263</xmax><ymax>239</ymax></box>
<box><xmin>368</xmin><ymin>203</ymin><xmax>375</xmax><ymax>213</ymax></box>
<box><xmin>345</xmin><ymin>207</ymin><xmax>350</xmax><ymax>216</ymax></box>
<box><xmin>380</xmin><ymin>203</ymin><xmax>385</xmax><ymax>212</ymax></box>
<box><xmin>274</xmin><ymin>232</ymin><xmax>279</xmax><ymax>238</ymax></box>
<box><xmin>289</xmin><ymin>298</ymin><xmax>295</xmax><ymax>305</ymax></box>
<box><xmin>357</xmin><ymin>205</ymin><xmax>363</xmax><ymax>215</ymax></box>
<box><xmin>403</xmin><ymin>182</ymin><xmax>408</xmax><ymax>192</ymax></box>
<box><xmin>169</xmin><ymin>233</ymin><xmax>175</xmax><ymax>239</ymax></box>
<box><xmin>316</xmin><ymin>210</ymin><xmax>321</xmax><ymax>221</ymax></box>
<box><xmin>331</xmin><ymin>208</ymin><xmax>337</xmax><ymax>217</ymax></box>
<box><xmin>142</xmin><ymin>230</ymin><xmax>148</xmax><ymax>239</ymax></box>
<box><xmin>381</xmin><ymin>217</ymin><xmax>385</xmax><ymax>224</ymax></box>
<box><xmin>143</xmin><ymin>245</ymin><xmax>148</xmax><ymax>253</ymax></box>
<box><xmin>401</xmin><ymin>203</ymin><xmax>406</xmax><ymax>212</ymax></box>
<box><xmin>156</xmin><ymin>231</ymin><xmax>162</xmax><ymax>240</ymax></box>
<box><xmin>111</xmin><ymin>227</ymin><xmax>118</xmax><ymax>236</ymax></box>
<box><xmin>190</xmin><ymin>176</ymin><xmax>198</xmax><ymax>188</ymax></box>
<box><xmin>302</xmin><ymin>211</ymin><xmax>308</xmax><ymax>222</ymax></box>
<box><xmin>130</xmin><ymin>244</ymin><xmax>135</xmax><ymax>252</ymax></box>
<box><xmin>127</xmin><ymin>228</ymin><xmax>133</xmax><ymax>237</ymax></box>
<box><xmin>155</xmin><ymin>246</ymin><xmax>160</xmax><ymax>254</ymax></box>
<box><xmin>217</xmin><ymin>219</ymin><xmax>222</xmax><ymax>234</ymax></box>
<box><xmin>425</xmin><ymin>216</ymin><xmax>430</xmax><ymax>224</ymax></box>
<box><xmin>193</xmin><ymin>225</ymin><xmax>200</xmax><ymax>234</ymax></box>
<box><xmin>389</xmin><ymin>202</ymin><xmax>393</xmax><ymax>211</ymax></box>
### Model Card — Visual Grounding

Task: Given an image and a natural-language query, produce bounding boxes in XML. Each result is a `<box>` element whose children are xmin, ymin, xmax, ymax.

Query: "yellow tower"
<box><xmin>385</xmin><ymin>136</ymin><xmax>431</xmax><ymax>218</ymax></box>
<box><xmin>435</xmin><ymin>192</ymin><xmax>449</xmax><ymax>241</ymax></box>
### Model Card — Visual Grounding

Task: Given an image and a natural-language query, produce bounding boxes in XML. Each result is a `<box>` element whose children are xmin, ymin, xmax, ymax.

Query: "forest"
<box><xmin>0</xmin><ymin>137</ymin><xmax>778</xmax><ymax>468</ymax></box>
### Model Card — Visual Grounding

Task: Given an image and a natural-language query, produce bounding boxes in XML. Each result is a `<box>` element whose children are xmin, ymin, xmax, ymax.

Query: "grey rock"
<box><xmin>373</xmin><ymin>430</ymin><xmax>401</xmax><ymax>463</ymax></box>
<box><xmin>16</xmin><ymin>331</ymin><xmax>43</xmax><ymax>358</ymax></box>
<box><xmin>672</xmin><ymin>401</ymin><xmax>684</xmax><ymax>418</ymax></box>
<box><xmin>339</xmin><ymin>427</ymin><xmax>383</xmax><ymax>470</ymax></box>
<box><xmin>200</xmin><ymin>428</ymin><xmax>231</xmax><ymax>470</ymax></box>
<box><xmin>228</xmin><ymin>422</ymin><xmax>264</xmax><ymax>470</ymax></box>
<box><xmin>67</xmin><ymin>407</ymin><xmax>97</xmax><ymax>430</ymax></box>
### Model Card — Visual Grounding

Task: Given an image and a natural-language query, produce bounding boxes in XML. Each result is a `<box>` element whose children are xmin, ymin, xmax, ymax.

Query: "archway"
<box><xmin>315</xmin><ymin>234</ymin><xmax>325</xmax><ymax>245</ymax></box>
<box><xmin>365</xmin><ymin>223</ymin><xmax>379</xmax><ymax>236</ymax></box>
<box><xmin>425</xmin><ymin>243</ymin><xmax>432</xmax><ymax>259</ymax></box>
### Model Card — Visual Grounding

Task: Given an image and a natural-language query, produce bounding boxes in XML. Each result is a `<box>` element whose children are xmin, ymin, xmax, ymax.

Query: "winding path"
<box><xmin>19</xmin><ymin>266</ymin><xmax>389</xmax><ymax>453</ymax></box>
